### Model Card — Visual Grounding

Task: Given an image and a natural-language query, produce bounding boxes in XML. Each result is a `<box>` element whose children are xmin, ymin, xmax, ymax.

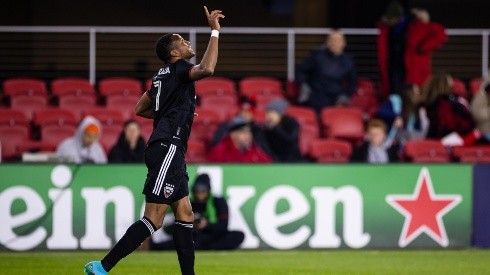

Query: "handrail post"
<box><xmin>287</xmin><ymin>29</ymin><xmax>295</xmax><ymax>81</ymax></box>
<box><xmin>482</xmin><ymin>31</ymin><xmax>489</xmax><ymax>79</ymax></box>
<box><xmin>89</xmin><ymin>28</ymin><xmax>96</xmax><ymax>85</ymax></box>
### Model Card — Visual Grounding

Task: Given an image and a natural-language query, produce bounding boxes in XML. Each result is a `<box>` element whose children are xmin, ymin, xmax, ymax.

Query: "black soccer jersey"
<box><xmin>146</xmin><ymin>59</ymin><xmax>196</xmax><ymax>153</ymax></box>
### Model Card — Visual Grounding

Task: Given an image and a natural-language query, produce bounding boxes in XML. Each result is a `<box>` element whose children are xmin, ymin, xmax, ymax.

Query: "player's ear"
<box><xmin>170</xmin><ymin>49</ymin><xmax>180</xmax><ymax>58</ymax></box>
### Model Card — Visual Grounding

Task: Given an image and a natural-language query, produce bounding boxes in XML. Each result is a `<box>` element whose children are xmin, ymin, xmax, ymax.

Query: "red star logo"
<box><xmin>386</xmin><ymin>168</ymin><xmax>461</xmax><ymax>247</ymax></box>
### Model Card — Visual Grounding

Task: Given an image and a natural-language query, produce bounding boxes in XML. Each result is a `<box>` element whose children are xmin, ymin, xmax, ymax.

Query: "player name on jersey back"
<box><xmin>158</xmin><ymin>67</ymin><xmax>171</xmax><ymax>75</ymax></box>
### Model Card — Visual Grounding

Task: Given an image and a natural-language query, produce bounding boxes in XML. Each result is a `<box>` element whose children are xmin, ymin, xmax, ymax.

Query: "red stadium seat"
<box><xmin>239</xmin><ymin>77</ymin><xmax>284</xmax><ymax>98</ymax></box>
<box><xmin>299</xmin><ymin>123</ymin><xmax>320</xmax><ymax>156</ymax></box>
<box><xmin>106</xmin><ymin>95</ymin><xmax>140</xmax><ymax>120</ymax></box>
<box><xmin>84</xmin><ymin>108</ymin><xmax>125</xmax><ymax>128</ymax></box>
<box><xmin>349</xmin><ymin>93</ymin><xmax>379</xmax><ymax>119</ymax></box>
<box><xmin>34</xmin><ymin>108</ymin><xmax>78</xmax><ymax>127</ymax></box>
<box><xmin>190</xmin><ymin>108</ymin><xmax>221</xmax><ymax>144</ymax></box>
<box><xmin>59</xmin><ymin>95</ymin><xmax>97</xmax><ymax>121</ymax></box>
<box><xmin>200</xmin><ymin>96</ymin><xmax>238</xmax><ymax>122</ymax></box>
<box><xmin>404</xmin><ymin>139</ymin><xmax>450</xmax><ymax>163</ymax></box>
<box><xmin>51</xmin><ymin>77</ymin><xmax>95</xmax><ymax>97</ymax></box>
<box><xmin>452</xmin><ymin>78</ymin><xmax>468</xmax><ymax>99</ymax></box>
<box><xmin>10</xmin><ymin>95</ymin><xmax>48</xmax><ymax>120</ymax></box>
<box><xmin>286</xmin><ymin>105</ymin><xmax>318</xmax><ymax>126</ymax></box>
<box><xmin>309</xmin><ymin>139</ymin><xmax>352</xmax><ymax>163</ymax></box>
<box><xmin>0</xmin><ymin>109</ymin><xmax>30</xmax><ymax>127</ymax></box>
<box><xmin>98</xmin><ymin>77</ymin><xmax>143</xmax><ymax>97</ymax></box>
<box><xmin>321</xmin><ymin>107</ymin><xmax>364</xmax><ymax>142</ymax></box>
<box><xmin>0</xmin><ymin>110</ymin><xmax>30</xmax><ymax>159</ymax></box>
<box><xmin>185</xmin><ymin>139</ymin><xmax>207</xmax><ymax>163</ymax></box>
<box><xmin>3</xmin><ymin>78</ymin><xmax>47</xmax><ymax>97</ymax></box>
<box><xmin>131</xmin><ymin>114</ymin><xmax>153</xmax><ymax>141</ymax></box>
<box><xmin>196</xmin><ymin>77</ymin><xmax>237</xmax><ymax>98</ymax></box>
<box><xmin>145</xmin><ymin>79</ymin><xmax>152</xmax><ymax>91</ymax></box>
<box><xmin>34</xmin><ymin>108</ymin><xmax>78</xmax><ymax>147</ymax></box>
<box><xmin>99</xmin><ymin>125</ymin><xmax>123</xmax><ymax>153</ymax></box>
<box><xmin>453</xmin><ymin>146</ymin><xmax>490</xmax><ymax>163</ymax></box>
<box><xmin>470</xmin><ymin>77</ymin><xmax>484</xmax><ymax>97</ymax></box>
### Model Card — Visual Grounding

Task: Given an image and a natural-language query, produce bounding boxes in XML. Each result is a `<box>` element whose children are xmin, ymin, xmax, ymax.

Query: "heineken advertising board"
<box><xmin>0</xmin><ymin>164</ymin><xmax>471</xmax><ymax>251</ymax></box>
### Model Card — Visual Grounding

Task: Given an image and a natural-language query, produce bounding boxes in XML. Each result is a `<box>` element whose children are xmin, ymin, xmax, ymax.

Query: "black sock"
<box><xmin>101</xmin><ymin>216</ymin><xmax>156</xmax><ymax>272</ymax></box>
<box><xmin>173</xmin><ymin>220</ymin><xmax>195</xmax><ymax>275</ymax></box>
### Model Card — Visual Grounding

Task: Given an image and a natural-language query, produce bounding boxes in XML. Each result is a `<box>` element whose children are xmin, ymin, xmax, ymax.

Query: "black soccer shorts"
<box><xmin>143</xmin><ymin>141</ymin><xmax>189</xmax><ymax>204</ymax></box>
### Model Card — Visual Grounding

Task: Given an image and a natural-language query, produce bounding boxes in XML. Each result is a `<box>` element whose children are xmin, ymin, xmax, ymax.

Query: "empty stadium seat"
<box><xmin>106</xmin><ymin>94</ymin><xmax>140</xmax><ymax>120</ymax></box>
<box><xmin>190</xmin><ymin>108</ymin><xmax>221</xmax><ymax>144</ymax></box>
<box><xmin>195</xmin><ymin>76</ymin><xmax>237</xmax><ymax>97</ymax></box>
<box><xmin>357</xmin><ymin>77</ymin><xmax>376</xmax><ymax>97</ymax></box>
<box><xmin>131</xmin><ymin>114</ymin><xmax>153</xmax><ymax>141</ymax></box>
<box><xmin>309</xmin><ymin>139</ymin><xmax>352</xmax><ymax>163</ymax></box>
<box><xmin>299</xmin><ymin>123</ymin><xmax>320</xmax><ymax>156</ymax></box>
<box><xmin>34</xmin><ymin>109</ymin><xmax>78</xmax><ymax>148</ymax></box>
<box><xmin>59</xmin><ymin>95</ymin><xmax>97</xmax><ymax>120</ymax></box>
<box><xmin>404</xmin><ymin>139</ymin><xmax>450</xmax><ymax>163</ymax></box>
<box><xmin>200</xmin><ymin>96</ymin><xmax>238</xmax><ymax>121</ymax></box>
<box><xmin>10</xmin><ymin>95</ymin><xmax>48</xmax><ymax>120</ymax></box>
<box><xmin>51</xmin><ymin>77</ymin><xmax>95</xmax><ymax>97</ymax></box>
<box><xmin>185</xmin><ymin>139</ymin><xmax>207</xmax><ymax>163</ymax></box>
<box><xmin>286</xmin><ymin>105</ymin><xmax>318</xmax><ymax>126</ymax></box>
<box><xmin>321</xmin><ymin>107</ymin><xmax>364</xmax><ymax>142</ymax></box>
<box><xmin>3</xmin><ymin>78</ymin><xmax>47</xmax><ymax>97</ymax></box>
<box><xmin>349</xmin><ymin>93</ymin><xmax>379</xmax><ymax>119</ymax></box>
<box><xmin>84</xmin><ymin>108</ymin><xmax>125</xmax><ymax>127</ymax></box>
<box><xmin>34</xmin><ymin>108</ymin><xmax>78</xmax><ymax>127</ymax></box>
<box><xmin>0</xmin><ymin>109</ymin><xmax>30</xmax><ymax>159</ymax></box>
<box><xmin>98</xmin><ymin>77</ymin><xmax>143</xmax><ymax>97</ymax></box>
<box><xmin>453</xmin><ymin>146</ymin><xmax>490</xmax><ymax>163</ymax></box>
<box><xmin>239</xmin><ymin>77</ymin><xmax>284</xmax><ymax>98</ymax></box>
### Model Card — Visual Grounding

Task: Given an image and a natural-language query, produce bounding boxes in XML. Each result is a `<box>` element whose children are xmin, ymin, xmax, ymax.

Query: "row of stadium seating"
<box><xmin>1</xmin><ymin>76</ymin><xmax>489</xmax><ymax>163</ymax></box>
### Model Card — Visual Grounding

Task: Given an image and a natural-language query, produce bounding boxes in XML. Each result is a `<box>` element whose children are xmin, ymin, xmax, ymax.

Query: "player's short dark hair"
<box><xmin>155</xmin><ymin>33</ymin><xmax>175</xmax><ymax>63</ymax></box>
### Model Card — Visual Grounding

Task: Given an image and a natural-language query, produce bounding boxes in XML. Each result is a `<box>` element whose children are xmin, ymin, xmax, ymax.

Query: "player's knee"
<box><xmin>176</xmin><ymin>209</ymin><xmax>194</xmax><ymax>223</ymax></box>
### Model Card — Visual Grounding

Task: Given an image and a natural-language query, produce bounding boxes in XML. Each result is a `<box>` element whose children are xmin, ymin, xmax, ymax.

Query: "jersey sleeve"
<box><xmin>175</xmin><ymin>59</ymin><xmax>195</xmax><ymax>83</ymax></box>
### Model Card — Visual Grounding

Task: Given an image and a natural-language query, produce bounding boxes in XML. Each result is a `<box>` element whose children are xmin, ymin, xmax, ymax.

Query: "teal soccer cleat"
<box><xmin>84</xmin><ymin>261</ymin><xmax>108</xmax><ymax>275</ymax></box>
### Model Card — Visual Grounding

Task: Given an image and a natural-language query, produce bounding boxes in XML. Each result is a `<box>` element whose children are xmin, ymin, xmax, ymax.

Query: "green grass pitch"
<box><xmin>0</xmin><ymin>250</ymin><xmax>489</xmax><ymax>274</ymax></box>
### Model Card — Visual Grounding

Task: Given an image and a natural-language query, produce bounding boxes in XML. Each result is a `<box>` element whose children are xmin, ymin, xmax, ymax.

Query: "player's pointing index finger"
<box><xmin>204</xmin><ymin>6</ymin><xmax>210</xmax><ymax>16</ymax></box>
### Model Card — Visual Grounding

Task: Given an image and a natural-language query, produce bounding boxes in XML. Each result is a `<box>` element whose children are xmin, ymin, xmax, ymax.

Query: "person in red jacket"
<box><xmin>207</xmin><ymin>116</ymin><xmax>272</xmax><ymax>163</ymax></box>
<box><xmin>377</xmin><ymin>1</ymin><xmax>447</xmax><ymax>99</ymax></box>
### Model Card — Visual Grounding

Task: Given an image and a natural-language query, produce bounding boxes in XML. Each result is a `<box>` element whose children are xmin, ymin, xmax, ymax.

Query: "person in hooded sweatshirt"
<box><xmin>108</xmin><ymin>120</ymin><xmax>146</xmax><ymax>163</ymax></box>
<box><xmin>56</xmin><ymin>115</ymin><xmax>107</xmax><ymax>164</ymax></box>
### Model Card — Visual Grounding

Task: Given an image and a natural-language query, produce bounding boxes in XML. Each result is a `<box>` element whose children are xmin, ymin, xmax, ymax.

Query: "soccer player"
<box><xmin>84</xmin><ymin>6</ymin><xmax>225</xmax><ymax>275</ymax></box>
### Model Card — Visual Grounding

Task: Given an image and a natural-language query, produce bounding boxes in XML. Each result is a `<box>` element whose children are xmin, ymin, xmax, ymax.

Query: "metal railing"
<box><xmin>0</xmin><ymin>26</ymin><xmax>488</xmax><ymax>84</ymax></box>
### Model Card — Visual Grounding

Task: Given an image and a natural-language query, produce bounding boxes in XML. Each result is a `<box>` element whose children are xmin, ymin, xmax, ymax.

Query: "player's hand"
<box><xmin>204</xmin><ymin>6</ymin><xmax>225</xmax><ymax>31</ymax></box>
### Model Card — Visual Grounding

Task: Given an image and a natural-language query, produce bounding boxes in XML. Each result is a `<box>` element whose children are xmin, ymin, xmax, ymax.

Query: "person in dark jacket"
<box><xmin>263</xmin><ymin>99</ymin><xmax>303</xmax><ymax>162</ymax></box>
<box><xmin>351</xmin><ymin>119</ymin><xmax>400</xmax><ymax>163</ymax></box>
<box><xmin>151</xmin><ymin>174</ymin><xmax>245</xmax><ymax>250</ymax></box>
<box><xmin>108</xmin><ymin>120</ymin><xmax>146</xmax><ymax>163</ymax></box>
<box><xmin>295</xmin><ymin>29</ymin><xmax>357</xmax><ymax>113</ymax></box>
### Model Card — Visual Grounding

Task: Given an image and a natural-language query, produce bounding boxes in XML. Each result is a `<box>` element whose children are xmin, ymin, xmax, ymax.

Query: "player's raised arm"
<box><xmin>189</xmin><ymin>6</ymin><xmax>225</xmax><ymax>81</ymax></box>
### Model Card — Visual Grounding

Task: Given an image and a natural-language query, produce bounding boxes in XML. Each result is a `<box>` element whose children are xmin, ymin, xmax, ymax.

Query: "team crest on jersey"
<box><xmin>164</xmin><ymin>183</ymin><xmax>175</xmax><ymax>198</ymax></box>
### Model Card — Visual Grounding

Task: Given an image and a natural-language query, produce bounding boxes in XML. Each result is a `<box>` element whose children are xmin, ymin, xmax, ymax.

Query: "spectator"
<box><xmin>350</xmin><ymin>119</ymin><xmax>400</xmax><ymax>163</ymax></box>
<box><xmin>150</xmin><ymin>174</ymin><xmax>245</xmax><ymax>250</ymax></box>
<box><xmin>295</xmin><ymin>29</ymin><xmax>357</xmax><ymax>113</ymax></box>
<box><xmin>421</xmin><ymin>73</ymin><xmax>480</xmax><ymax>145</ymax></box>
<box><xmin>376</xmin><ymin>83</ymin><xmax>429</xmax><ymax>142</ymax></box>
<box><xmin>207</xmin><ymin>116</ymin><xmax>272</xmax><ymax>163</ymax></box>
<box><xmin>377</xmin><ymin>1</ymin><xmax>447</xmax><ymax>98</ymax></box>
<box><xmin>211</xmin><ymin>96</ymin><xmax>272</xmax><ymax>155</ymax></box>
<box><xmin>263</xmin><ymin>99</ymin><xmax>303</xmax><ymax>162</ymax></box>
<box><xmin>471</xmin><ymin>81</ymin><xmax>490</xmax><ymax>143</ymax></box>
<box><xmin>56</xmin><ymin>115</ymin><xmax>107</xmax><ymax>164</ymax></box>
<box><xmin>108</xmin><ymin>120</ymin><xmax>146</xmax><ymax>163</ymax></box>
